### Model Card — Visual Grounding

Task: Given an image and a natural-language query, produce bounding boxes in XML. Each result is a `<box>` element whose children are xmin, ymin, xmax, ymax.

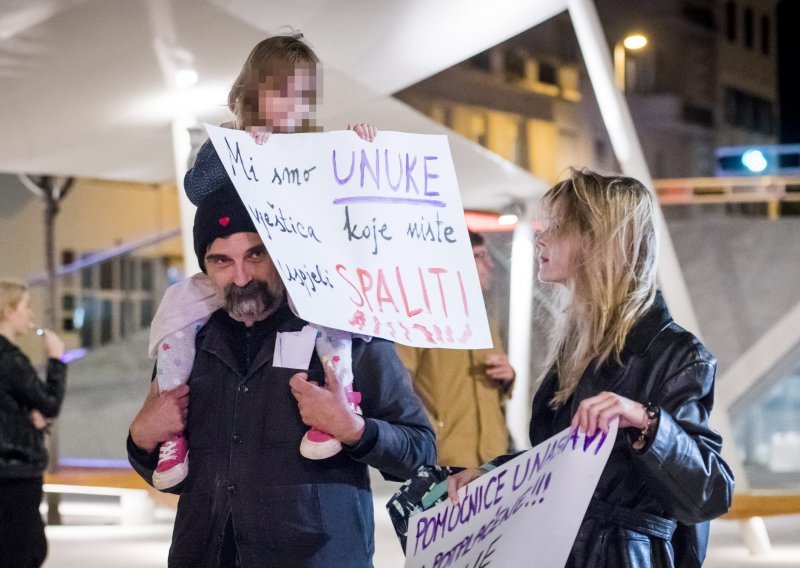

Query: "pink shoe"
<box><xmin>152</xmin><ymin>434</ymin><xmax>189</xmax><ymax>490</ymax></box>
<box><xmin>300</xmin><ymin>428</ymin><xmax>343</xmax><ymax>460</ymax></box>
<box><xmin>299</xmin><ymin>388</ymin><xmax>363</xmax><ymax>460</ymax></box>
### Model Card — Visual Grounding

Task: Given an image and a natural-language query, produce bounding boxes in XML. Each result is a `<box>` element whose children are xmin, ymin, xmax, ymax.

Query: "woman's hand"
<box><xmin>347</xmin><ymin>123</ymin><xmax>377</xmax><ymax>142</ymax></box>
<box><xmin>570</xmin><ymin>391</ymin><xmax>648</xmax><ymax>436</ymax></box>
<box><xmin>29</xmin><ymin>410</ymin><xmax>48</xmax><ymax>430</ymax></box>
<box><xmin>447</xmin><ymin>467</ymin><xmax>485</xmax><ymax>504</ymax></box>
<box><xmin>40</xmin><ymin>328</ymin><xmax>65</xmax><ymax>360</ymax></box>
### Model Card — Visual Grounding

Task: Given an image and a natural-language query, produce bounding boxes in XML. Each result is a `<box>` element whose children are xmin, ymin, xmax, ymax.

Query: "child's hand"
<box><xmin>246</xmin><ymin>126</ymin><xmax>270</xmax><ymax>145</ymax></box>
<box><xmin>249</xmin><ymin>130</ymin><xmax>270</xmax><ymax>145</ymax></box>
<box><xmin>347</xmin><ymin>123</ymin><xmax>377</xmax><ymax>142</ymax></box>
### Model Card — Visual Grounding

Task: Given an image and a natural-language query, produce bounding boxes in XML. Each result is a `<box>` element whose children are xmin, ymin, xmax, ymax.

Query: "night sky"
<box><xmin>778</xmin><ymin>0</ymin><xmax>800</xmax><ymax>143</ymax></box>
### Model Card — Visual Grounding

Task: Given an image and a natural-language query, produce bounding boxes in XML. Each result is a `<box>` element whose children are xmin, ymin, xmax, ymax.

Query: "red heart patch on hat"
<box><xmin>218</xmin><ymin>217</ymin><xmax>231</xmax><ymax>227</ymax></box>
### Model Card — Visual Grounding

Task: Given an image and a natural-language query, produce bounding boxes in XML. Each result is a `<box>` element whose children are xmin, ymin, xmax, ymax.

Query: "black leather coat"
<box><xmin>0</xmin><ymin>335</ymin><xmax>67</xmax><ymax>479</ymax></box>
<box><xmin>523</xmin><ymin>293</ymin><xmax>734</xmax><ymax>567</ymax></box>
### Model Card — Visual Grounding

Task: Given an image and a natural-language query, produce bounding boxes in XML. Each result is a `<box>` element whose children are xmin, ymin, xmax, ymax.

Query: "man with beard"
<box><xmin>127</xmin><ymin>184</ymin><xmax>436</xmax><ymax>567</ymax></box>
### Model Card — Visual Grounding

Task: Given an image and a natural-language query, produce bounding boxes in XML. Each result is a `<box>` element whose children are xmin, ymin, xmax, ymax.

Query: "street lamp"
<box><xmin>613</xmin><ymin>33</ymin><xmax>648</xmax><ymax>91</ymax></box>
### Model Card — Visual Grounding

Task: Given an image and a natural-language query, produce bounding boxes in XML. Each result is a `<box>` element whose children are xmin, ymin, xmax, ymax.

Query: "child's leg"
<box><xmin>300</xmin><ymin>328</ymin><xmax>360</xmax><ymax>460</ymax></box>
<box><xmin>153</xmin><ymin>318</ymin><xmax>206</xmax><ymax>491</ymax></box>
<box><xmin>155</xmin><ymin>318</ymin><xmax>207</xmax><ymax>392</ymax></box>
<box><xmin>315</xmin><ymin>327</ymin><xmax>354</xmax><ymax>389</ymax></box>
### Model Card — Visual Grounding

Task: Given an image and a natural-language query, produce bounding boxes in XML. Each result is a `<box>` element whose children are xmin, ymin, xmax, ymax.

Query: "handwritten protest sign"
<box><xmin>404</xmin><ymin>422</ymin><xmax>618</xmax><ymax>568</ymax></box>
<box><xmin>204</xmin><ymin>124</ymin><xmax>491</xmax><ymax>348</ymax></box>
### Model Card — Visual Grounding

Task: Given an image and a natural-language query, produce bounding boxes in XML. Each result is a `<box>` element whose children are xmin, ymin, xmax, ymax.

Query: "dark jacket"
<box><xmin>128</xmin><ymin>306</ymin><xmax>436</xmax><ymax>568</ymax></box>
<box><xmin>538</xmin><ymin>294</ymin><xmax>733</xmax><ymax>567</ymax></box>
<box><xmin>0</xmin><ymin>335</ymin><xmax>67</xmax><ymax>479</ymax></box>
<box><xmin>494</xmin><ymin>293</ymin><xmax>734</xmax><ymax>567</ymax></box>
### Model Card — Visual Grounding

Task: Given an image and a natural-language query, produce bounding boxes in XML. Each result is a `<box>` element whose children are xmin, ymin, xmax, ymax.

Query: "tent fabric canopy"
<box><xmin>0</xmin><ymin>0</ymin><xmax>566</xmax><ymax>209</ymax></box>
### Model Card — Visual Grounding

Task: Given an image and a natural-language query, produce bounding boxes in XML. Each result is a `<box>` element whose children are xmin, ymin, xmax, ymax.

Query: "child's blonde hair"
<box><xmin>228</xmin><ymin>33</ymin><xmax>319</xmax><ymax>131</ymax></box>
<box><xmin>541</xmin><ymin>168</ymin><xmax>659</xmax><ymax>406</ymax></box>
<box><xmin>0</xmin><ymin>279</ymin><xmax>28</xmax><ymax>319</ymax></box>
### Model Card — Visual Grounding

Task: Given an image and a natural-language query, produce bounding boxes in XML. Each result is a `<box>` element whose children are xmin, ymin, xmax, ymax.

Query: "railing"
<box><xmin>27</xmin><ymin>228</ymin><xmax>181</xmax><ymax>352</ymax></box>
<box><xmin>654</xmin><ymin>175</ymin><xmax>800</xmax><ymax>219</ymax></box>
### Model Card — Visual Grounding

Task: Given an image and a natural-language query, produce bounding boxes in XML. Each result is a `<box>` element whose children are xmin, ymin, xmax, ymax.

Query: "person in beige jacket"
<box><xmin>396</xmin><ymin>231</ymin><xmax>515</xmax><ymax>468</ymax></box>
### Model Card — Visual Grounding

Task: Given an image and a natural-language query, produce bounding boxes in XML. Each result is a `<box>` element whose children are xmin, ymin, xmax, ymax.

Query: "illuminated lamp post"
<box><xmin>613</xmin><ymin>33</ymin><xmax>648</xmax><ymax>91</ymax></box>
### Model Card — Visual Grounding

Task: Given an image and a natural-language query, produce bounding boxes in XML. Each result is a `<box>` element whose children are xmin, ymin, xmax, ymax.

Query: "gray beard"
<box><xmin>224</xmin><ymin>279</ymin><xmax>283</xmax><ymax>320</ymax></box>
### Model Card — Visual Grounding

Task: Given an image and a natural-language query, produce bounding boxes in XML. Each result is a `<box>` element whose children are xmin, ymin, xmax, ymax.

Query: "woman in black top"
<box><xmin>0</xmin><ymin>279</ymin><xmax>67</xmax><ymax>568</ymax></box>
<box><xmin>448</xmin><ymin>169</ymin><xmax>733</xmax><ymax>567</ymax></box>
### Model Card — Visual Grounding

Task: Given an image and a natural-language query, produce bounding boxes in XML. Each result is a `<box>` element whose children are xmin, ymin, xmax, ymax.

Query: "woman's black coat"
<box><xmin>523</xmin><ymin>293</ymin><xmax>734</xmax><ymax>567</ymax></box>
<box><xmin>0</xmin><ymin>335</ymin><xmax>66</xmax><ymax>478</ymax></box>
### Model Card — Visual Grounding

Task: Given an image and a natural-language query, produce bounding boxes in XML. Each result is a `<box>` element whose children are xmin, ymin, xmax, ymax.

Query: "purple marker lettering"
<box><xmin>405</xmin><ymin>153</ymin><xmax>419</xmax><ymax>194</ymax></box>
<box><xmin>360</xmin><ymin>148</ymin><xmax>380</xmax><ymax>189</ymax></box>
<box><xmin>385</xmin><ymin>149</ymin><xmax>402</xmax><ymax>190</ymax></box>
<box><xmin>332</xmin><ymin>149</ymin><xmax>355</xmax><ymax>185</ymax></box>
<box><xmin>423</xmin><ymin>155</ymin><xmax>440</xmax><ymax>196</ymax></box>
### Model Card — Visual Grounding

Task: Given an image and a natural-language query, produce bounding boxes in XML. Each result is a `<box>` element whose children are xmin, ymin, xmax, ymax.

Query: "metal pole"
<box><xmin>567</xmin><ymin>0</ymin><xmax>700</xmax><ymax>336</ymax></box>
<box><xmin>613</xmin><ymin>42</ymin><xmax>626</xmax><ymax>90</ymax></box>
<box><xmin>506</xmin><ymin>213</ymin><xmax>536</xmax><ymax>449</ymax></box>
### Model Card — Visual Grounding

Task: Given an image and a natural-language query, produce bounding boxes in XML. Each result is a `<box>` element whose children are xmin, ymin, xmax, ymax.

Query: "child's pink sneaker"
<box><xmin>300</xmin><ymin>428</ymin><xmax>343</xmax><ymax>460</ymax></box>
<box><xmin>152</xmin><ymin>434</ymin><xmax>189</xmax><ymax>490</ymax></box>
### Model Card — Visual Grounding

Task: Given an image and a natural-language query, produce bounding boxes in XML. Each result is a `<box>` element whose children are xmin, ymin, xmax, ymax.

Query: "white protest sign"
<box><xmin>205</xmin><ymin>124</ymin><xmax>491</xmax><ymax>349</ymax></box>
<box><xmin>404</xmin><ymin>422</ymin><xmax>618</xmax><ymax>568</ymax></box>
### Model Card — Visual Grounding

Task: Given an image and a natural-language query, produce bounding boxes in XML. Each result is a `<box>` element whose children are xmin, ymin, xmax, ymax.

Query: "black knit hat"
<box><xmin>193</xmin><ymin>182</ymin><xmax>258</xmax><ymax>273</ymax></box>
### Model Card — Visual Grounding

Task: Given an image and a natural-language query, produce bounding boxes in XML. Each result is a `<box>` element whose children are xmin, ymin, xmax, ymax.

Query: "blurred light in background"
<box><xmin>622</xmin><ymin>34</ymin><xmax>648</xmax><ymax>50</ymax></box>
<box><xmin>742</xmin><ymin>148</ymin><xmax>768</xmax><ymax>173</ymax></box>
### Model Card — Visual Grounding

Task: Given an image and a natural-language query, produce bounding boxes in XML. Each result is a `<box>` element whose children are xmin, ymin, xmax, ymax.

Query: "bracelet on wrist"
<box><xmin>632</xmin><ymin>401</ymin><xmax>659</xmax><ymax>451</ymax></box>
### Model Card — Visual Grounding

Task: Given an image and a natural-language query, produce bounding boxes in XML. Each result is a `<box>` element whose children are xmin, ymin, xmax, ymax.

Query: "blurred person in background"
<box><xmin>396</xmin><ymin>230</ymin><xmax>515</xmax><ymax>468</ymax></box>
<box><xmin>0</xmin><ymin>279</ymin><xmax>66</xmax><ymax>568</ymax></box>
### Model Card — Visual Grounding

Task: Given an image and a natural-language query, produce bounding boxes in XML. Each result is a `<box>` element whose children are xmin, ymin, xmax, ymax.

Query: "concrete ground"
<box><xmin>41</xmin><ymin>473</ymin><xmax>800</xmax><ymax>568</ymax></box>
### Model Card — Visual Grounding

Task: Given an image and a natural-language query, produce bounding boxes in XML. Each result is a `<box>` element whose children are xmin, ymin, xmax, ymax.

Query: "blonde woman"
<box><xmin>0</xmin><ymin>279</ymin><xmax>66</xmax><ymax>567</ymax></box>
<box><xmin>448</xmin><ymin>169</ymin><xmax>733</xmax><ymax>567</ymax></box>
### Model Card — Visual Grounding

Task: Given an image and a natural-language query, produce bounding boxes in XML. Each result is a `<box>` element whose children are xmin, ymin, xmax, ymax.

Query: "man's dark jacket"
<box><xmin>128</xmin><ymin>306</ymin><xmax>436</xmax><ymax>567</ymax></box>
<box><xmin>0</xmin><ymin>335</ymin><xmax>66</xmax><ymax>478</ymax></box>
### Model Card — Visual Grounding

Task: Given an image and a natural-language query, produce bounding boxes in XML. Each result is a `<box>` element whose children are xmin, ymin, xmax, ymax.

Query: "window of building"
<box><xmin>594</xmin><ymin>139</ymin><xmax>607</xmax><ymax>163</ymax></box>
<box><xmin>726</xmin><ymin>1</ymin><xmax>737</xmax><ymax>42</ymax></box>
<box><xmin>504</xmin><ymin>50</ymin><xmax>526</xmax><ymax>82</ymax></box>
<box><xmin>538</xmin><ymin>62</ymin><xmax>558</xmax><ymax>86</ymax></box>
<box><xmin>755</xmin><ymin>98</ymin><xmax>774</xmax><ymax>135</ymax></box>
<box><xmin>761</xmin><ymin>15</ymin><xmax>771</xmax><ymax>55</ymax></box>
<box><xmin>682</xmin><ymin>3</ymin><xmax>715</xmax><ymax>29</ymax></box>
<box><xmin>99</xmin><ymin>259</ymin><xmax>114</xmax><ymax>290</ymax></box>
<box><xmin>724</xmin><ymin>87</ymin><xmax>774</xmax><ymax>134</ymax></box>
<box><xmin>744</xmin><ymin>7</ymin><xmax>754</xmax><ymax>49</ymax></box>
<box><xmin>682</xmin><ymin>103</ymin><xmax>715</xmax><ymax>127</ymax></box>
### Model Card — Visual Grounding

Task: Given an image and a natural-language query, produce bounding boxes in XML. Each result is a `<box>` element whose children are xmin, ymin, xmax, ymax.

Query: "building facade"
<box><xmin>396</xmin><ymin>0</ymin><xmax>779</xmax><ymax>182</ymax></box>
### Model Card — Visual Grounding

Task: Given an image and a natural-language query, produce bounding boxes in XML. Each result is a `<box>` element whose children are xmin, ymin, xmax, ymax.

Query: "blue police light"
<box><xmin>741</xmin><ymin>149</ymin><xmax>768</xmax><ymax>173</ymax></box>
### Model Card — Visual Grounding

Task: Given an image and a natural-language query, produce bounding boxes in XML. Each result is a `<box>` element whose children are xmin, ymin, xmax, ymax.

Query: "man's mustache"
<box><xmin>224</xmin><ymin>279</ymin><xmax>278</xmax><ymax>318</ymax></box>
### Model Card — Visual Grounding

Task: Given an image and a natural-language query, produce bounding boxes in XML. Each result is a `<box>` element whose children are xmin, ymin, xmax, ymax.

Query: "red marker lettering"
<box><xmin>336</xmin><ymin>264</ymin><xmax>364</xmax><ymax>307</ymax></box>
<box><xmin>396</xmin><ymin>266</ymin><xmax>422</xmax><ymax>317</ymax></box>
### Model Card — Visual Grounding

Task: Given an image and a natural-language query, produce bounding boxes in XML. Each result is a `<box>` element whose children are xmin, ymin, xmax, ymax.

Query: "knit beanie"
<box><xmin>193</xmin><ymin>182</ymin><xmax>258</xmax><ymax>273</ymax></box>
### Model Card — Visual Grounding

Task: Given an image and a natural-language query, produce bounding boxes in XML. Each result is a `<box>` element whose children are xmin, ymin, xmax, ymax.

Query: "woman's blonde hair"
<box><xmin>541</xmin><ymin>168</ymin><xmax>659</xmax><ymax>406</ymax></box>
<box><xmin>228</xmin><ymin>32</ymin><xmax>319</xmax><ymax>131</ymax></box>
<box><xmin>0</xmin><ymin>279</ymin><xmax>28</xmax><ymax>319</ymax></box>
